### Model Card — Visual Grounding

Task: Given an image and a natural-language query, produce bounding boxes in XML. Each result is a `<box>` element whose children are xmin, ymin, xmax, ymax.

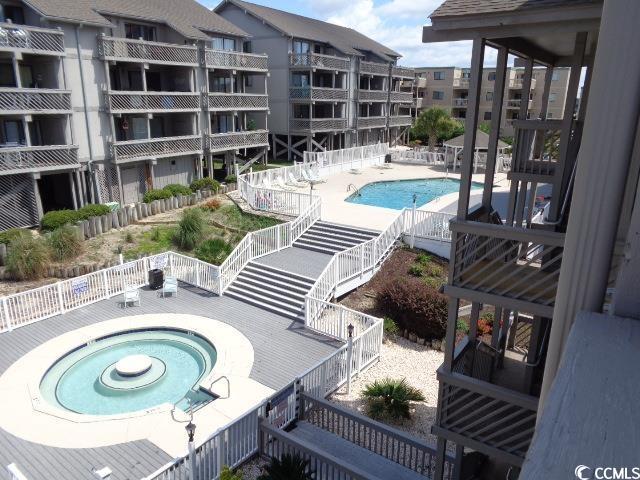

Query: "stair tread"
<box><xmin>293</xmin><ymin>240</ymin><xmax>344</xmax><ymax>254</ymax></box>
<box><xmin>231</xmin><ymin>279</ymin><xmax>307</xmax><ymax>302</ymax></box>
<box><xmin>226</xmin><ymin>286</ymin><xmax>304</xmax><ymax>312</ymax></box>
<box><xmin>236</xmin><ymin>271</ymin><xmax>311</xmax><ymax>294</ymax></box>
<box><xmin>225</xmin><ymin>290</ymin><xmax>304</xmax><ymax>321</ymax></box>
<box><xmin>315</xmin><ymin>221</ymin><xmax>381</xmax><ymax>237</ymax></box>
<box><xmin>247</xmin><ymin>261</ymin><xmax>315</xmax><ymax>284</ymax></box>
<box><xmin>296</xmin><ymin>235</ymin><xmax>357</xmax><ymax>249</ymax></box>
<box><xmin>305</xmin><ymin>228</ymin><xmax>375</xmax><ymax>243</ymax></box>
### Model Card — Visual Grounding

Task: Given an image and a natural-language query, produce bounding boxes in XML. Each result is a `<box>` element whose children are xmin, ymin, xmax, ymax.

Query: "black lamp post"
<box><xmin>347</xmin><ymin>323</ymin><xmax>354</xmax><ymax>338</ymax></box>
<box><xmin>185</xmin><ymin>421</ymin><xmax>196</xmax><ymax>443</ymax></box>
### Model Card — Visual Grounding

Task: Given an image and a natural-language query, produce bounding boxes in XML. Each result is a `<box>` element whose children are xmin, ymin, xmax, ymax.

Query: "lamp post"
<box><xmin>410</xmin><ymin>193</ymin><xmax>417</xmax><ymax>248</ymax></box>
<box><xmin>346</xmin><ymin>323</ymin><xmax>354</xmax><ymax>394</ymax></box>
<box><xmin>186</xmin><ymin>420</ymin><xmax>197</xmax><ymax>480</ymax></box>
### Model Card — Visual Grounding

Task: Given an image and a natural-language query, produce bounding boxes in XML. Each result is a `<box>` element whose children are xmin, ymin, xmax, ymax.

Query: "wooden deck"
<box><xmin>254</xmin><ymin>246</ymin><xmax>333</xmax><ymax>279</ymax></box>
<box><xmin>0</xmin><ymin>283</ymin><xmax>340</xmax><ymax>480</ymax></box>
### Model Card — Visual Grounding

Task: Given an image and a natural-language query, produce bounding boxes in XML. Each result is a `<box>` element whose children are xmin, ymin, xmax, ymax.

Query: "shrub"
<box><xmin>6</xmin><ymin>235</ymin><xmax>50</xmax><ymax>280</ymax></box>
<box><xmin>124</xmin><ymin>231</ymin><xmax>134</xmax><ymax>243</ymax></box>
<box><xmin>78</xmin><ymin>204</ymin><xmax>110</xmax><ymax>219</ymax></box>
<box><xmin>163</xmin><ymin>184</ymin><xmax>192</xmax><ymax>197</ymax></box>
<box><xmin>41</xmin><ymin>209</ymin><xmax>79</xmax><ymax>231</ymax></box>
<box><xmin>415</xmin><ymin>253</ymin><xmax>432</xmax><ymax>265</ymax></box>
<box><xmin>150</xmin><ymin>227</ymin><xmax>161</xmax><ymax>242</ymax></box>
<box><xmin>220</xmin><ymin>466</ymin><xmax>242</xmax><ymax>480</ymax></box>
<box><xmin>190</xmin><ymin>177</ymin><xmax>220</xmax><ymax>192</ymax></box>
<box><xmin>201</xmin><ymin>198</ymin><xmax>223</xmax><ymax>212</ymax></box>
<box><xmin>195</xmin><ymin>238</ymin><xmax>233</xmax><ymax>265</ymax></box>
<box><xmin>376</xmin><ymin>278</ymin><xmax>448</xmax><ymax>340</ymax></box>
<box><xmin>47</xmin><ymin>225</ymin><xmax>83</xmax><ymax>261</ymax></box>
<box><xmin>362</xmin><ymin>378</ymin><xmax>425</xmax><ymax>420</ymax></box>
<box><xmin>477</xmin><ymin>312</ymin><xmax>494</xmax><ymax>336</ymax></box>
<box><xmin>456</xmin><ymin>318</ymin><xmax>470</xmax><ymax>334</ymax></box>
<box><xmin>0</xmin><ymin>228</ymin><xmax>29</xmax><ymax>245</ymax></box>
<box><xmin>258</xmin><ymin>454</ymin><xmax>313</xmax><ymax>480</ymax></box>
<box><xmin>408</xmin><ymin>264</ymin><xmax>424</xmax><ymax>277</ymax></box>
<box><xmin>174</xmin><ymin>208</ymin><xmax>205</xmax><ymax>250</ymax></box>
<box><xmin>224</xmin><ymin>174</ymin><xmax>237</xmax><ymax>184</ymax></box>
<box><xmin>383</xmin><ymin>317</ymin><xmax>399</xmax><ymax>336</ymax></box>
<box><xmin>143</xmin><ymin>189</ymin><xmax>173</xmax><ymax>203</ymax></box>
<box><xmin>423</xmin><ymin>276</ymin><xmax>443</xmax><ymax>289</ymax></box>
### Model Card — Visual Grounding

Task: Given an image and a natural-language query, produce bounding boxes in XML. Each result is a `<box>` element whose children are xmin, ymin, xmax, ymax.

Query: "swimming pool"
<box><xmin>345</xmin><ymin>178</ymin><xmax>483</xmax><ymax>210</ymax></box>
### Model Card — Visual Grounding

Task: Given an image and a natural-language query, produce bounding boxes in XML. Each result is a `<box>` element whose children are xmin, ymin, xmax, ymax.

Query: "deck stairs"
<box><xmin>224</xmin><ymin>262</ymin><xmax>314</xmax><ymax>321</ymax></box>
<box><xmin>293</xmin><ymin>221</ymin><xmax>380</xmax><ymax>255</ymax></box>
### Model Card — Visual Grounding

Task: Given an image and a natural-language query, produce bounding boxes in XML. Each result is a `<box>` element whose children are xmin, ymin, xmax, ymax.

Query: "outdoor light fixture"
<box><xmin>347</xmin><ymin>323</ymin><xmax>354</xmax><ymax>338</ymax></box>
<box><xmin>185</xmin><ymin>421</ymin><xmax>196</xmax><ymax>443</ymax></box>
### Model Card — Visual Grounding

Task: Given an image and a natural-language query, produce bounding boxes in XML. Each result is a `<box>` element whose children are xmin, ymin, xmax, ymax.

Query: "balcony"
<box><xmin>453</xmin><ymin>98</ymin><xmax>468</xmax><ymax>107</ymax></box>
<box><xmin>392</xmin><ymin>66</ymin><xmax>414</xmax><ymax>79</ymax></box>
<box><xmin>205</xmin><ymin>49</ymin><xmax>268</xmax><ymax>72</ymax></box>
<box><xmin>506</xmin><ymin>99</ymin><xmax>533</xmax><ymax>109</ymax></box>
<box><xmin>98</xmin><ymin>36</ymin><xmax>198</xmax><ymax>66</ymax></box>
<box><xmin>389</xmin><ymin>115</ymin><xmax>412</xmax><ymax>127</ymax></box>
<box><xmin>289</xmin><ymin>53</ymin><xmax>350</xmax><ymax>72</ymax></box>
<box><xmin>453</xmin><ymin>78</ymin><xmax>470</xmax><ymax>88</ymax></box>
<box><xmin>112</xmin><ymin>135</ymin><xmax>202</xmax><ymax>163</ymax></box>
<box><xmin>106</xmin><ymin>91</ymin><xmax>200</xmax><ymax>113</ymax></box>
<box><xmin>360</xmin><ymin>61</ymin><xmax>390</xmax><ymax>77</ymax></box>
<box><xmin>0</xmin><ymin>23</ymin><xmax>64</xmax><ymax>55</ymax></box>
<box><xmin>0</xmin><ymin>88</ymin><xmax>71</xmax><ymax>114</ymax></box>
<box><xmin>289</xmin><ymin>87</ymin><xmax>348</xmax><ymax>102</ymax></box>
<box><xmin>208</xmin><ymin>93</ymin><xmax>269</xmax><ymax>111</ymax></box>
<box><xmin>0</xmin><ymin>145</ymin><xmax>79</xmax><ymax>175</ymax></box>
<box><xmin>447</xmin><ymin>220</ymin><xmax>565</xmax><ymax>318</ymax></box>
<box><xmin>414</xmin><ymin>97</ymin><xmax>427</xmax><ymax>109</ymax></box>
<box><xmin>509</xmin><ymin>78</ymin><xmax>537</xmax><ymax>89</ymax></box>
<box><xmin>389</xmin><ymin>91</ymin><xmax>413</xmax><ymax>104</ymax></box>
<box><xmin>289</xmin><ymin>118</ymin><xmax>348</xmax><ymax>132</ymax></box>
<box><xmin>415</xmin><ymin>77</ymin><xmax>427</xmax><ymax>89</ymax></box>
<box><xmin>357</xmin><ymin>116</ymin><xmax>387</xmax><ymax>129</ymax></box>
<box><xmin>509</xmin><ymin>119</ymin><xmax>563</xmax><ymax>181</ymax></box>
<box><xmin>209</xmin><ymin>130</ymin><xmax>269</xmax><ymax>152</ymax></box>
<box><xmin>357</xmin><ymin>89</ymin><xmax>388</xmax><ymax>103</ymax></box>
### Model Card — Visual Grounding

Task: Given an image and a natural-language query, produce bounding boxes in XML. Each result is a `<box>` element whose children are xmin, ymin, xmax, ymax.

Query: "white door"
<box><xmin>120</xmin><ymin>165</ymin><xmax>143</xmax><ymax>204</ymax></box>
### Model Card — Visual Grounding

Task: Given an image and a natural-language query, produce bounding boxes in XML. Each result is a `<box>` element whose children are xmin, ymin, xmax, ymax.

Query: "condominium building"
<box><xmin>215</xmin><ymin>0</ymin><xmax>415</xmax><ymax>161</ymax></box>
<box><xmin>0</xmin><ymin>0</ymin><xmax>269</xmax><ymax>230</ymax></box>
<box><xmin>414</xmin><ymin>66</ymin><xmax>570</xmax><ymax>136</ymax></box>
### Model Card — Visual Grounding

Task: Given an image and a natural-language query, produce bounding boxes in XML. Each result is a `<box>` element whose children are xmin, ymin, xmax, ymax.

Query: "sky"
<box><xmin>198</xmin><ymin>0</ymin><xmax>492</xmax><ymax>68</ymax></box>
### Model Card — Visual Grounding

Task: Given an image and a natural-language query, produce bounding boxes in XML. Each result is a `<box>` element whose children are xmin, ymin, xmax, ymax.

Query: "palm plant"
<box><xmin>257</xmin><ymin>454</ymin><xmax>313</xmax><ymax>480</ymax></box>
<box><xmin>412</xmin><ymin>107</ymin><xmax>462</xmax><ymax>150</ymax></box>
<box><xmin>174</xmin><ymin>208</ymin><xmax>205</xmax><ymax>250</ymax></box>
<box><xmin>362</xmin><ymin>378</ymin><xmax>425</xmax><ymax>420</ymax></box>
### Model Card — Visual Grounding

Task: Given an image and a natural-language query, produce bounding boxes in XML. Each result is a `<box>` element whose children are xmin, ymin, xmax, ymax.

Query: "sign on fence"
<box><xmin>71</xmin><ymin>277</ymin><xmax>89</xmax><ymax>296</ymax></box>
<box><xmin>152</xmin><ymin>254</ymin><xmax>168</xmax><ymax>270</ymax></box>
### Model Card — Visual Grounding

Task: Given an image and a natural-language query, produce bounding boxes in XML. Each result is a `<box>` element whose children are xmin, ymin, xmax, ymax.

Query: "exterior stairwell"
<box><xmin>293</xmin><ymin>221</ymin><xmax>379</xmax><ymax>255</ymax></box>
<box><xmin>224</xmin><ymin>262</ymin><xmax>315</xmax><ymax>321</ymax></box>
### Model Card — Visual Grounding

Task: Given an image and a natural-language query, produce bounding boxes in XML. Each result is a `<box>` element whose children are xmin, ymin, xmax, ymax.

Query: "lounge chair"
<box><xmin>303</xmin><ymin>168</ymin><xmax>326</xmax><ymax>183</ymax></box>
<box><xmin>161</xmin><ymin>276</ymin><xmax>178</xmax><ymax>297</ymax></box>
<box><xmin>287</xmin><ymin>171</ymin><xmax>308</xmax><ymax>187</ymax></box>
<box><xmin>122</xmin><ymin>285</ymin><xmax>141</xmax><ymax>308</ymax></box>
<box><xmin>275</xmin><ymin>176</ymin><xmax>296</xmax><ymax>191</ymax></box>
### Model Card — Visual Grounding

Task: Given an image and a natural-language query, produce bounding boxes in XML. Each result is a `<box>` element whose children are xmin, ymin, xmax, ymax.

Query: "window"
<box><xmin>0</xmin><ymin>63</ymin><xmax>15</xmax><ymax>87</ymax></box>
<box><xmin>1</xmin><ymin>5</ymin><xmax>25</xmax><ymax>24</ymax></box>
<box><xmin>552</xmin><ymin>71</ymin><xmax>560</xmax><ymax>81</ymax></box>
<box><xmin>433</xmin><ymin>71</ymin><xmax>445</xmax><ymax>80</ymax></box>
<box><xmin>486</xmin><ymin>91</ymin><xmax>493</xmax><ymax>102</ymax></box>
<box><xmin>2</xmin><ymin>120</ymin><xmax>24</xmax><ymax>145</ymax></box>
<box><xmin>293</xmin><ymin>40</ymin><xmax>310</xmax><ymax>55</ymax></box>
<box><xmin>483</xmin><ymin>111</ymin><xmax>491</xmax><ymax>121</ymax></box>
<box><xmin>213</xmin><ymin>114</ymin><xmax>234</xmax><ymax>133</ymax></box>
<box><xmin>488</xmin><ymin>72</ymin><xmax>496</xmax><ymax>81</ymax></box>
<box><xmin>461</xmin><ymin>70</ymin><xmax>471</xmax><ymax>79</ymax></box>
<box><xmin>244</xmin><ymin>75</ymin><xmax>253</xmax><ymax>88</ymax></box>
<box><xmin>212</xmin><ymin>37</ymin><xmax>236</xmax><ymax>51</ymax></box>
<box><xmin>547</xmin><ymin>112</ymin><xmax>554</xmax><ymax>118</ymax></box>
<box><xmin>243</xmin><ymin>41</ymin><xmax>252</xmax><ymax>53</ymax></box>
<box><xmin>125</xmin><ymin>23</ymin><xmax>156</xmax><ymax>41</ymax></box>
<box><xmin>549</xmin><ymin>92</ymin><xmax>557</xmax><ymax>103</ymax></box>
<box><xmin>291</xmin><ymin>73</ymin><xmax>310</xmax><ymax>88</ymax></box>
<box><xmin>432</xmin><ymin>91</ymin><xmax>444</xmax><ymax>100</ymax></box>
<box><xmin>211</xmin><ymin>75</ymin><xmax>232</xmax><ymax>93</ymax></box>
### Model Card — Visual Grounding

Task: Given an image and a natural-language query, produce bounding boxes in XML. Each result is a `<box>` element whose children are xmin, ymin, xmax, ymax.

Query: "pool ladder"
<box><xmin>208</xmin><ymin>375</ymin><xmax>231</xmax><ymax>399</ymax></box>
<box><xmin>347</xmin><ymin>183</ymin><xmax>361</xmax><ymax>196</ymax></box>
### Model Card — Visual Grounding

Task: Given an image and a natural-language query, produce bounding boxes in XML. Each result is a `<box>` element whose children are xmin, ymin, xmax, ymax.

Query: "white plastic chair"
<box><xmin>275</xmin><ymin>176</ymin><xmax>296</xmax><ymax>191</ymax></box>
<box><xmin>162</xmin><ymin>276</ymin><xmax>178</xmax><ymax>297</ymax></box>
<box><xmin>287</xmin><ymin>171</ymin><xmax>307</xmax><ymax>187</ymax></box>
<box><xmin>122</xmin><ymin>286</ymin><xmax>141</xmax><ymax>308</ymax></box>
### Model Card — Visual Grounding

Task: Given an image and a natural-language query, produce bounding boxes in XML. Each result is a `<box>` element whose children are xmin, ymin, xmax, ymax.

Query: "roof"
<box><xmin>430</xmin><ymin>0</ymin><xmax>602</xmax><ymax>19</ymax></box>
<box><xmin>23</xmin><ymin>0</ymin><xmax>250</xmax><ymax>40</ymax></box>
<box><xmin>216</xmin><ymin>0</ymin><xmax>401</xmax><ymax>60</ymax></box>
<box><xmin>443</xmin><ymin>130</ymin><xmax>509</xmax><ymax>149</ymax></box>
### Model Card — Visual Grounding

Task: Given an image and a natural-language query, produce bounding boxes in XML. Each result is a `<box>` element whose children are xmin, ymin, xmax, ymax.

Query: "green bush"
<box><xmin>383</xmin><ymin>317</ymin><xmax>399</xmax><ymax>336</ymax></box>
<box><xmin>220</xmin><ymin>466</ymin><xmax>242</xmax><ymax>480</ymax></box>
<box><xmin>174</xmin><ymin>208</ymin><xmax>205</xmax><ymax>250</ymax></box>
<box><xmin>143</xmin><ymin>189</ymin><xmax>173</xmax><ymax>203</ymax></box>
<box><xmin>376</xmin><ymin>278</ymin><xmax>448</xmax><ymax>340</ymax></box>
<box><xmin>190</xmin><ymin>177</ymin><xmax>220</xmax><ymax>192</ymax></box>
<box><xmin>47</xmin><ymin>225</ymin><xmax>83</xmax><ymax>261</ymax></box>
<box><xmin>415</xmin><ymin>253</ymin><xmax>432</xmax><ymax>265</ymax></box>
<box><xmin>258</xmin><ymin>454</ymin><xmax>313</xmax><ymax>480</ymax></box>
<box><xmin>6</xmin><ymin>235</ymin><xmax>50</xmax><ymax>280</ymax></box>
<box><xmin>408</xmin><ymin>265</ymin><xmax>424</xmax><ymax>277</ymax></box>
<box><xmin>195</xmin><ymin>238</ymin><xmax>233</xmax><ymax>265</ymax></box>
<box><xmin>78</xmin><ymin>204</ymin><xmax>110</xmax><ymax>219</ymax></box>
<box><xmin>163</xmin><ymin>184</ymin><xmax>192</xmax><ymax>196</ymax></box>
<box><xmin>362</xmin><ymin>378</ymin><xmax>425</xmax><ymax>420</ymax></box>
<box><xmin>224</xmin><ymin>174</ymin><xmax>237</xmax><ymax>184</ymax></box>
<box><xmin>41</xmin><ymin>209</ymin><xmax>79</xmax><ymax>231</ymax></box>
<box><xmin>456</xmin><ymin>318</ymin><xmax>470</xmax><ymax>334</ymax></box>
<box><xmin>0</xmin><ymin>228</ymin><xmax>29</xmax><ymax>245</ymax></box>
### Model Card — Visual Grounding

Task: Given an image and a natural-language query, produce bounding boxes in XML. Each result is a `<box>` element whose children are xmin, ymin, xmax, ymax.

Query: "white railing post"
<box><xmin>359</xmin><ymin>244</ymin><xmax>365</xmax><ymax>278</ymax></box>
<box><xmin>56</xmin><ymin>282</ymin><xmax>65</xmax><ymax>314</ymax></box>
<box><xmin>217</xmin><ymin>269</ymin><xmax>223</xmax><ymax>296</ymax></box>
<box><xmin>196</xmin><ymin>262</ymin><xmax>201</xmax><ymax>287</ymax></box>
<box><xmin>410</xmin><ymin>202</ymin><xmax>417</xmax><ymax>249</ymax></box>
<box><xmin>2</xmin><ymin>297</ymin><xmax>12</xmax><ymax>332</ymax></box>
<box><xmin>102</xmin><ymin>270</ymin><xmax>110</xmax><ymax>299</ymax></box>
<box><xmin>346</xmin><ymin>329</ymin><xmax>354</xmax><ymax>394</ymax></box>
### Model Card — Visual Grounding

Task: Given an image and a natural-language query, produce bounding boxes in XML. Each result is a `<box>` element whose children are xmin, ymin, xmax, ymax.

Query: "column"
<box><xmin>68</xmin><ymin>172</ymin><xmax>78</xmax><ymax>210</ymax></box>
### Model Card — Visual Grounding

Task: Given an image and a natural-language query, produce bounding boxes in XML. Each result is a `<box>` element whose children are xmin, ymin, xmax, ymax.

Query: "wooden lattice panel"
<box><xmin>289</xmin><ymin>53</ymin><xmax>350</xmax><ymax>71</ymax></box>
<box><xmin>0</xmin><ymin>174</ymin><xmax>38</xmax><ymax>230</ymax></box>
<box><xmin>209</xmin><ymin>130</ymin><xmax>268</xmax><ymax>152</ymax></box>
<box><xmin>107</xmin><ymin>92</ymin><xmax>200</xmax><ymax>112</ymax></box>
<box><xmin>99</xmin><ymin>36</ymin><xmax>198</xmax><ymax>66</ymax></box>
<box><xmin>0</xmin><ymin>89</ymin><xmax>71</xmax><ymax>113</ymax></box>
<box><xmin>0</xmin><ymin>145</ymin><xmax>79</xmax><ymax>175</ymax></box>
<box><xmin>0</xmin><ymin>23</ymin><xmax>64</xmax><ymax>53</ymax></box>
<box><xmin>207</xmin><ymin>93</ymin><xmax>268</xmax><ymax>110</ymax></box>
<box><xmin>205</xmin><ymin>49</ymin><xmax>268</xmax><ymax>71</ymax></box>
<box><xmin>114</xmin><ymin>135</ymin><xmax>202</xmax><ymax>161</ymax></box>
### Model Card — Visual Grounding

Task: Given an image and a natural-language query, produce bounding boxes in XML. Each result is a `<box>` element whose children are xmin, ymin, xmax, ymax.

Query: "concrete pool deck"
<box><xmin>309</xmin><ymin>163</ymin><xmax>509</xmax><ymax>230</ymax></box>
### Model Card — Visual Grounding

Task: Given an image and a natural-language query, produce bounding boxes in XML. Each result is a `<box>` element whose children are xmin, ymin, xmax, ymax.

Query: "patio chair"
<box><xmin>275</xmin><ymin>176</ymin><xmax>296</xmax><ymax>191</ymax></box>
<box><xmin>287</xmin><ymin>171</ymin><xmax>307</xmax><ymax>187</ymax></box>
<box><xmin>122</xmin><ymin>285</ymin><xmax>141</xmax><ymax>308</ymax></box>
<box><xmin>161</xmin><ymin>276</ymin><xmax>178</xmax><ymax>297</ymax></box>
<box><xmin>303</xmin><ymin>167</ymin><xmax>326</xmax><ymax>183</ymax></box>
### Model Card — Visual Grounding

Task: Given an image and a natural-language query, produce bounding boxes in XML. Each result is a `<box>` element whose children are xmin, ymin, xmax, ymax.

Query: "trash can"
<box><xmin>385</xmin><ymin>153</ymin><xmax>392</xmax><ymax>163</ymax></box>
<box><xmin>148</xmin><ymin>269</ymin><xmax>164</xmax><ymax>290</ymax></box>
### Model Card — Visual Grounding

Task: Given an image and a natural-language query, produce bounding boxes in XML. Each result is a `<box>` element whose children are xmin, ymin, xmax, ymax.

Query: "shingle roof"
<box><xmin>217</xmin><ymin>0</ymin><xmax>400</xmax><ymax>60</ymax></box>
<box><xmin>431</xmin><ymin>0</ymin><xmax>601</xmax><ymax>19</ymax></box>
<box><xmin>23</xmin><ymin>0</ymin><xmax>250</xmax><ymax>40</ymax></box>
<box><xmin>443</xmin><ymin>130</ymin><xmax>509</xmax><ymax>149</ymax></box>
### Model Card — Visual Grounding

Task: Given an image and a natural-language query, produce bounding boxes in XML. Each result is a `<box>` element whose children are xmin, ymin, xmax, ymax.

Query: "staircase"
<box><xmin>293</xmin><ymin>221</ymin><xmax>379</xmax><ymax>255</ymax></box>
<box><xmin>224</xmin><ymin>262</ymin><xmax>315</xmax><ymax>321</ymax></box>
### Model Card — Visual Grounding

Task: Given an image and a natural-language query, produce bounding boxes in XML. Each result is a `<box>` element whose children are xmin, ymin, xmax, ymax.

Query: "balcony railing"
<box><xmin>509</xmin><ymin>119</ymin><xmax>563</xmax><ymax>178</ymax></box>
<box><xmin>390</xmin><ymin>91</ymin><xmax>414</xmax><ymax>104</ymax></box>
<box><xmin>360</xmin><ymin>61</ymin><xmax>390</xmax><ymax>76</ymax></box>
<box><xmin>0</xmin><ymin>145</ymin><xmax>79</xmax><ymax>175</ymax></box>
<box><xmin>0</xmin><ymin>88</ymin><xmax>71</xmax><ymax>113</ymax></box>
<box><xmin>392</xmin><ymin>65</ymin><xmax>414</xmax><ymax>79</ymax></box>
<box><xmin>358</xmin><ymin>89</ymin><xmax>388</xmax><ymax>102</ymax></box>
<box><xmin>289</xmin><ymin>52</ymin><xmax>350</xmax><ymax>72</ymax></box>
<box><xmin>357</xmin><ymin>116</ymin><xmax>387</xmax><ymax>129</ymax></box>
<box><xmin>205</xmin><ymin>49</ymin><xmax>268</xmax><ymax>71</ymax></box>
<box><xmin>509</xmin><ymin>78</ymin><xmax>537</xmax><ymax>89</ymax></box>
<box><xmin>415</xmin><ymin>77</ymin><xmax>427</xmax><ymax>89</ymax></box>
<box><xmin>113</xmin><ymin>135</ymin><xmax>202</xmax><ymax>162</ymax></box>
<box><xmin>98</xmin><ymin>35</ymin><xmax>198</xmax><ymax>66</ymax></box>
<box><xmin>506</xmin><ymin>99</ymin><xmax>533</xmax><ymax>109</ymax></box>
<box><xmin>453</xmin><ymin>98</ymin><xmax>468</xmax><ymax>107</ymax></box>
<box><xmin>208</xmin><ymin>93</ymin><xmax>269</xmax><ymax>110</ymax></box>
<box><xmin>106</xmin><ymin>91</ymin><xmax>200</xmax><ymax>113</ymax></box>
<box><xmin>290</xmin><ymin>118</ymin><xmax>348</xmax><ymax>132</ymax></box>
<box><xmin>447</xmin><ymin>220</ymin><xmax>565</xmax><ymax>317</ymax></box>
<box><xmin>389</xmin><ymin>115</ymin><xmax>412</xmax><ymax>127</ymax></box>
<box><xmin>289</xmin><ymin>87</ymin><xmax>348</xmax><ymax>102</ymax></box>
<box><xmin>209</xmin><ymin>130</ymin><xmax>269</xmax><ymax>152</ymax></box>
<box><xmin>453</xmin><ymin>78</ymin><xmax>470</xmax><ymax>88</ymax></box>
<box><xmin>0</xmin><ymin>23</ymin><xmax>64</xmax><ymax>55</ymax></box>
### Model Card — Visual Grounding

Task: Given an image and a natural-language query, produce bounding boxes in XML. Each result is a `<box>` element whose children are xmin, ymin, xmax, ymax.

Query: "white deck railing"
<box><xmin>0</xmin><ymin>23</ymin><xmax>65</xmax><ymax>54</ymax></box>
<box><xmin>390</xmin><ymin>148</ymin><xmax>446</xmax><ymax>166</ymax></box>
<box><xmin>106</xmin><ymin>91</ymin><xmax>200</xmax><ymax>113</ymax></box>
<box><xmin>0</xmin><ymin>88</ymin><xmax>71</xmax><ymax>113</ymax></box>
<box><xmin>98</xmin><ymin>35</ymin><xmax>198</xmax><ymax>66</ymax></box>
<box><xmin>303</xmin><ymin>143</ymin><xmax>388</xmax><ymax>174</ymax></box>
<box><xmin>113</xmin><ymin>135</ymin><xmax>202</xmax><ymax>162</ymax></box>
<box><xmin>0</xmin><ymin>145</ymin><xmax>79</xmax><ymax>174</ymax></box>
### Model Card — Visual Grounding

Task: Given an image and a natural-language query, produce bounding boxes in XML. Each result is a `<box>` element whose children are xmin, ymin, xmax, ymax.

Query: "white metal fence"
<box><xmin>303</xmin><ymin>143</ymin><xmax>388</xmax><ymax>175</ymax></box>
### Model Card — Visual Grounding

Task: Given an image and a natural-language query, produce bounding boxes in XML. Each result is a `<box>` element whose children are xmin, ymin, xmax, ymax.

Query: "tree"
<box><xmin>411</xmin><ymin>107</ymin><xmax>463</xmax><ymax>151</ymax></box>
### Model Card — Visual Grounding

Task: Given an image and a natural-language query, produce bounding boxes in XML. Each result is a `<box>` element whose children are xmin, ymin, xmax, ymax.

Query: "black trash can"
<box><xmin>148</xmin><ymin>269</ymin><xmax>164</xmax><ymax>290</ymax></box>
<box><xmin>385</xmin><ymin>153</ymin><xmax>392</xmax><ymax>163</ymax></box>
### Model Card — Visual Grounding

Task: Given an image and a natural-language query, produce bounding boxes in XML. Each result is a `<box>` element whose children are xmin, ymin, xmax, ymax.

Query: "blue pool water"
<box><xmin>345</xmin><ymin>178</ymin><xmax>483</xmax><ymax>210</ymax></box>
<box><xmin>40</xmin><ymin>329</ymin><xmax>217</xmax><ymax>416</ymax></box>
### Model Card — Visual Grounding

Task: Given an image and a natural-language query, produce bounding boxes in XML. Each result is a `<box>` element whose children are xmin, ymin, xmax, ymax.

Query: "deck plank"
<box><xmin>254</xmin><ymin>246</ymin><xmax>332</xmax><ymax>279</ymax></box>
